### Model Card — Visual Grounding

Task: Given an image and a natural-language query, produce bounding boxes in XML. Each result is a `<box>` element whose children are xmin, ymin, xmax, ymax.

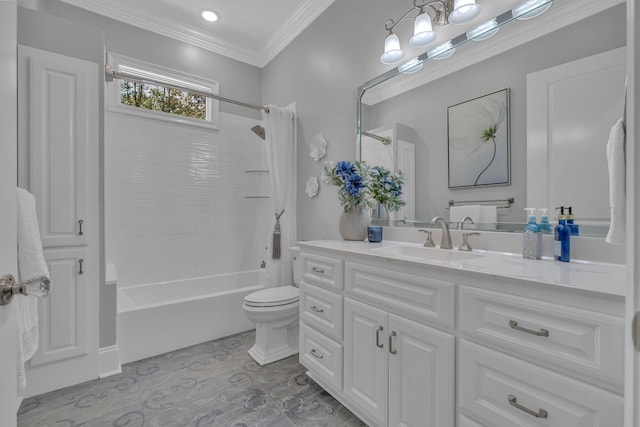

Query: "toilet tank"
<box><xmin>290</xmin><ymin>246</ymin><xmax>301</xmax><ymax>285</ymax></box>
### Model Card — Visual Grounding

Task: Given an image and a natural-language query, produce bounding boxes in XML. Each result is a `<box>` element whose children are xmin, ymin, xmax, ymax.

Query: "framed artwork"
<box><xmin>448</xmin><ymin>88</ymin><xmax>510</xmax><ymax>188</ymax></box>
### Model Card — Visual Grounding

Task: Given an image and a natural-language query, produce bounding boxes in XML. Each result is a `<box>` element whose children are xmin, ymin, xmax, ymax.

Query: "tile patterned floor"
<box><xmin>17</xmin><ymin>330</ymin><xmax>368</xmax><ymax>427</ymax></box>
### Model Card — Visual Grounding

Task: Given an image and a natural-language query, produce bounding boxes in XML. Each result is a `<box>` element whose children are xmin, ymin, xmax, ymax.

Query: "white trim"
<box><xmin>363</xmin><ymin>0</ymin><xmax>625</xmax><ymax>105</ymax></box>
<box><xmin>107</xmin><ymin>53</ymin><xmax>220</xmax><ymax>130</ymax></box>
<box><xmin>59</xmin><ymin>0</ymin><xmax>335</xmax><ymax>68</ymax></box>
<box><xmin>99</xmin><ymin>345</ymin><xmax>122</xmax><ymax>378</ymax></box>
<box><xmin>106</xmin><ymin>264</ymin><xmax>118</xmax><ymax>287</ymax></box>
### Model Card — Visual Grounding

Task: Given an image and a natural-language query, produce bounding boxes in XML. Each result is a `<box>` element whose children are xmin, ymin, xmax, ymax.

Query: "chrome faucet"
<box><xmin>431</xmin><ymin>216</ymin><xmax>452</xmax><ymax>249</ymax></box>
<box><xmin>459</xmin><ymin>216</ymin><xmax>474</xmax><ymax>230</ymax></box>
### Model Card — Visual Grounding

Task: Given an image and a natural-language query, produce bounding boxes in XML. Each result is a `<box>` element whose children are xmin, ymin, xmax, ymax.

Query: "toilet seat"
<box><xmin>244</xmin><ymin>286</ymin><xmax>299</xmax><ymax>308</ymax></box>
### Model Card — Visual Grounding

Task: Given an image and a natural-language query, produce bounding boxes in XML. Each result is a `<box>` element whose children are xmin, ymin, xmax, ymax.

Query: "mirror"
<box><xmin>357</xmin><ymin>0</ymin><xmax>626</xmax><ymax>236</ymax></box>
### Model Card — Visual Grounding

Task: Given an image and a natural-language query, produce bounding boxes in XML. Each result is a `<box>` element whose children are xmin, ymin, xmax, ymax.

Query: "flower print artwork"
<box><xmin>448</xmin><ymin>88</ymin><xmax>510</xmax><ymax>188</ymax></box>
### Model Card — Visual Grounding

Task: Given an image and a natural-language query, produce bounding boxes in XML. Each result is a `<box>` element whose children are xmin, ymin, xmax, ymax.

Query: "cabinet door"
<box><xmin>25</xmin><ymin>47</ymin><xmax>97</xmax><ymax>248</ymax></box>
<box><xmin>388</xmin><ymin>314</ymin><xmax>455</xmax><ymax>427</ymax></box>
<box><xmin>344</xmin><ymin>298</ymin><xmax>388</xmax><ymax>427</ymax></box>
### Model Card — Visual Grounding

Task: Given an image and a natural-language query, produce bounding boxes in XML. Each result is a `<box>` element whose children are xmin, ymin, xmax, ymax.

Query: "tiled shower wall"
<box><xmin>105</xmin><ymin>112</ymin><xmax>272</xmax><ymax>288</ymax></box>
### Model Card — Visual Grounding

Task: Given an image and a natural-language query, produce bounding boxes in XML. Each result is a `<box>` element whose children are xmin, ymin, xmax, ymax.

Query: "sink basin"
<box><xmin>371</xmin><ymin>245</ymin><xmax>485</xmax><ymax>263</ymax></box>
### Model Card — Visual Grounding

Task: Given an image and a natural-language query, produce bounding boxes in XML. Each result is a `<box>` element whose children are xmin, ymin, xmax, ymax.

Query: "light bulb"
<box><xmin>468</xmin><ymin>19</ymin><xmax>499</xmax><ymax>41</ymax></box>
<box><xmin>513</xmin><ymin>0</ymin><xmax>553</xmax><ymax>20</ymax></box>
<box><xmin>380</xmin><ymin>32</ymin><xmax>404</xmax><ymax>64</ymax></box>
<box><xmin>410</xmin><ymin>12</ymin><xmax>437</xmax><ymax>47</ymax></box>
<box><xmin>448</xmin><ymin>0</ymin><xmax>481</xmax><ymax>25</ymax></box>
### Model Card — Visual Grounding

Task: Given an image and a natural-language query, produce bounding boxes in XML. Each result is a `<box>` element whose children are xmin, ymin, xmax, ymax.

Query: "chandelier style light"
<box><xmin>380</xmin><ymin>0</ymin><xmax>554</xmax><ymax>65</ymax></box>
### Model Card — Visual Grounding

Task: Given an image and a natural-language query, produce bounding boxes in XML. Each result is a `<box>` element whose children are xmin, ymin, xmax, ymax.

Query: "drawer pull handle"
<box><xmin>389</xmin><ymin>330</ymin><xmax>397</xmax><ymax>355</ymax></box>
<box><xmin>310</xmin><ymin>267</ymin><xmax>325</xmax><ymax>274</ymax></box>
<box><xmin>376</xmin><ymin>325</ymin><xmax>384</xmax><ymax>348</ymax></box>
<box><xmin>310</xmin><ymin>349</ymin><xmax>324</xmax><ymax>359</ymax></box>
<box><xmin>310</xmin><ymin>305</ymin><xmax>324</xmax><ymax>313</ymax></box>
<box><xmin>509</xmin><ymin>320</ymin><xmax>549</xmax><ymax>337</ymax></box>
<box><xmin>508</xmin><ymin>394</ymin><xmax>548</xmax><ymax>419</ymax></box>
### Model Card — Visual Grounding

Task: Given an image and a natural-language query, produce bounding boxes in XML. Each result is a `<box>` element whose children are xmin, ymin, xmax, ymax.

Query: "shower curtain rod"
<box><xmin>105</xmin><ymin>65</ymin><xmax>270</xmax><ymax>113</ymax></box>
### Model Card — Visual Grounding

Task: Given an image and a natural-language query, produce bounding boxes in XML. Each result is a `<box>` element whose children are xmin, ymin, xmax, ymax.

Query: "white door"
<box><xmin>0</xmin><ymin>1</ymin><xmax>19</xmax><ymax>426</ymax></box>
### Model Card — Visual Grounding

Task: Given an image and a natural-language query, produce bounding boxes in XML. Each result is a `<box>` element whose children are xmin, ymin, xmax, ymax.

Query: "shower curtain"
<box><xmin>262</xmin><ymin>105</ymin><xmax>297</xmax><ymax>287</ymax></box>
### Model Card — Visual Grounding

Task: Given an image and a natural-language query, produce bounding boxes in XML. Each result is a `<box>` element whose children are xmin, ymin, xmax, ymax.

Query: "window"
<box><xmin>107</xmin><ymin>53</ymin><xmax>219</xmax><ymax>129</ymax></box>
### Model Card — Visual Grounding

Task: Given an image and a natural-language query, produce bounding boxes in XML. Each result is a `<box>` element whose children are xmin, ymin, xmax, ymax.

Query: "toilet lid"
<box><xmin>244</xmin><ymin>286</ymin><xmax>299</xmax><ymax>307</ymax></box>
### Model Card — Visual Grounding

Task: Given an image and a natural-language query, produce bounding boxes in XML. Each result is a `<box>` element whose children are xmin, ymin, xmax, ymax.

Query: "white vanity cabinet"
<box><xmin>298</xmin><ymin>242</ymin><xmax>625</xmax><ymax>427</ymax></box>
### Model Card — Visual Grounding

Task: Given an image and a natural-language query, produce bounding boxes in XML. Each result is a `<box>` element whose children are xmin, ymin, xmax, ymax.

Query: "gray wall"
<box><xmin>263</xmin><ymin>1</ymin><xmax>626</xmax><ymax>239</ymax></box>
<box><xmin>18</xmin><ymin>2</ymin><xmax>263</xmax><ymax>349</ymax></box>
<box><xmin>368</xmin><ymin>4</ymin><xmax>626</xmax><ymax>223</ymax></box>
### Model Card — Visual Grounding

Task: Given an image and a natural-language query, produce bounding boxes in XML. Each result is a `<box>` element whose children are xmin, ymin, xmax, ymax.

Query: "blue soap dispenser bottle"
<box><xmin>567</xmin><ymin>206</ymin><xmax>579</xmax><ymax>236</ymax></box>
<box><xmin>538</xmin><ymin>208</ymin><xmax>552</xmax><ymax>234</ymax></box>
<box><xmin>523</xmin><ymin>208</ymin><xmax>542</xmax><ymax>259</ymax></box>
<box><xmin>554</xmin><ymin>206</ymin><xmax>571</xmax><ymax>262</ymax></box>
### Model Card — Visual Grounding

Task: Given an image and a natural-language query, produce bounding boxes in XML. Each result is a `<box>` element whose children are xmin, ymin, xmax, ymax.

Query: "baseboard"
<box><xmin>99</xmin><ymin>344</ymin><xmax>121</xmax><ymax>378</ymax></box>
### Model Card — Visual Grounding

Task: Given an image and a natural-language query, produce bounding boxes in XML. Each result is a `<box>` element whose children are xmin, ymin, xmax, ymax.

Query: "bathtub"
<box><xmin>117</xmin><ymin>271</ymin><xmax>262</xmax><ymax>363</ymax></box>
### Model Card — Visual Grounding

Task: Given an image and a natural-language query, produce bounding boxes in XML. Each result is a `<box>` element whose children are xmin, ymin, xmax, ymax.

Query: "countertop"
<box><xmin>298</xmin><ymin>240</ymin><xmax>626</xmax><ymax>297</ymax></box>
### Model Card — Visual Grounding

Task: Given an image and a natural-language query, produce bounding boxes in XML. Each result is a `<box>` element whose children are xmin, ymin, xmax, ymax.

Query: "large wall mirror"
<box><xmin>357</xmin><ymin>0</ymin><xmax>626</xmax><ymax>237</ymax></box>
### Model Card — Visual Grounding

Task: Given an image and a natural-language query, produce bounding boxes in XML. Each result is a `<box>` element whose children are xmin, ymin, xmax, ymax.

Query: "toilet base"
<box><xmin>247</xmin><ymin>318</ymin><xmax>299</xmax><ymax>366</ymax></box>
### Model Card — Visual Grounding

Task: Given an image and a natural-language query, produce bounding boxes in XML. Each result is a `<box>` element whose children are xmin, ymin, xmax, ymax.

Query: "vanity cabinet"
<box><xmin>344</xmin><ymin>298</ymin><xmax>455</xmax><ymax>427</ymax></box>
<box><xmin>298</xmin><ymin>242</ymin><xmax>625</xmax><ymax>427</ymax></box>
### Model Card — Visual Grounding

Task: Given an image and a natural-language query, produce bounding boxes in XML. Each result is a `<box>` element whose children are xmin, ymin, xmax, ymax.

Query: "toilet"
<box><xmin>242</xmin><ymin>246</ymin><xmax>301</xmax><ymax>365</ymax></box>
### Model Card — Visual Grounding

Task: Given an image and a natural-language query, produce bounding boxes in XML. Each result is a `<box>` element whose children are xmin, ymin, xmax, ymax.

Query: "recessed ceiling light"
<box><xmin>201</xmin><ymin>10</ymin><xmax>218</xmax><ymax>22</ymax></box>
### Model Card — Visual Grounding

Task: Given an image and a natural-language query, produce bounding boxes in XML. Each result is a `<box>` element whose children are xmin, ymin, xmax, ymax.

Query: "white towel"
<box><xmin>606</xmin><ymin>118</ymin><xmax>626</xmax><ymax>245</ymax></box>
<box><xmin>479</xmin><ymin>206</ymin><xmax>498</xmax><ymax>225</ymax></box>
<box><xmin>449</xmin><ymin>205</ymin><xmax>481</xmax><ymax>224</ymax></box>
<box><xmin>16</xmin><ymin>188</ymin><xmax>49</xmax><ymax>391</ymax></box>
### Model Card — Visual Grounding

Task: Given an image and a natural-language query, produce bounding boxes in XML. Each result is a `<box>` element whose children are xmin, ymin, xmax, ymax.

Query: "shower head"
<box><xmin>251</xmin><ymin>125</ymin><xmax>266</xmax><ymax>140</ymax></box>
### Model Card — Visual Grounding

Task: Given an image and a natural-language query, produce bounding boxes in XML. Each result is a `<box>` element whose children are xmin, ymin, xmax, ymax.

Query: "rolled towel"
<box><xmin>16</xmin><ymin>187</ymin><xmax>49</xmax><ymax>391</ymax></box>
<box><xmin>606</xmin><ymin>118</ymin><xmax>626</xmax><ymax>245</ymax></box>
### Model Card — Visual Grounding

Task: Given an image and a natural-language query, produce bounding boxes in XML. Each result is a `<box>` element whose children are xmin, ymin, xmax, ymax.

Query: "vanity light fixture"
<box><xmin>428</xmin><ymin>41</ymin><xmax>455</xmax><ymax>60</ymax></box>
<box><xmin>513</xmin><ymin>0</ymin><xmax>553</xmax><ymax>20</ymax></box>
<box><xmin>467</xmin><ymin>18</ymin><xmax>499</xmax><ymax>41</ymax></box>
<box><xmin>398</xmin><ymin>58</ymin><xmax>424</xmax><ymax>74</ymax></box>
<box><xmin>380</xmin><ymin>0</ymin><xmax>481</xmax><ymax>65</ymax></box>
<box><xmin>201</xmin><ymin>10</ymin><xmax>218</xmax><ymax>22</ymax></box>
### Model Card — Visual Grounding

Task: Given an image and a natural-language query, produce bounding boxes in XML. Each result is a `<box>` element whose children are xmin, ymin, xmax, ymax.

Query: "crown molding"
<box><xmin>362</xmin><ymin>0</ymin><xmax>625</xmax><ymax>105</ymax></box>
<box><xmin>258</xmin><ymin>0</ymin><xmax>335</xmax><ymax>67</ymax></box>
<box><xmin>58</xmin><ymin>0</ymin><xmax>335</xmax><ymax>68</ymax></box>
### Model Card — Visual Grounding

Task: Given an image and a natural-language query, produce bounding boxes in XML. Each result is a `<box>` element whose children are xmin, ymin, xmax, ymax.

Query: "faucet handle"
<box><xmin>418</xmin><ymin>229</ymin><xmax>436</xmax><ymax>247</ymax></box>
<box><xmin>459</xmin><ymin>232</ymin><xmax>480</xmax><ymax>252</ymax></box>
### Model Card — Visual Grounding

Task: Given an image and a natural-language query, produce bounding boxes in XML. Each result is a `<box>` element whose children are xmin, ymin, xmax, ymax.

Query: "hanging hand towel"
<box><xmin>449</xmin><ymin>205</ymin><xmax>481</xmax><ymax>224</ymax></box>
<box><xmin>606</xmin><ymin>118</ymin><xmax>626</xmax><ymax>245</ymax></box>
<box><xmin>479</xmin><ymin>206</ymin><xmax>498</xmax><ymax>229</ymax></box>
<box><xmin>16</xmin><ymin>187</ymin><xmax>50</xmax><ymax>391</ymax></box>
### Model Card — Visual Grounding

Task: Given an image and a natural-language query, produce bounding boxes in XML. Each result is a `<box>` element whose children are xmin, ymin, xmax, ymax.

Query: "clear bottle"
<box><xmin>523</xmin><ymin>208</ymin><xmax>542</xmax><ymax>259</ymax></box>
<box><xmin>554</xmin><ymin>206</ymin><xmax>571</xmax><ymax>262</ymax></box>
<box><xmin>538</xmin><ymin>208</ymin><xmax>552</xmax><ymax>234</ymax></box>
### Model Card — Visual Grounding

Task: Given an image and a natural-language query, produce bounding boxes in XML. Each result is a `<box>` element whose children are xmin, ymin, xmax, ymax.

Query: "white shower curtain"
<box><xmin>262</xmin><ymin>104</ymin><xmax>297</xmax><ymax>287</ymax></box>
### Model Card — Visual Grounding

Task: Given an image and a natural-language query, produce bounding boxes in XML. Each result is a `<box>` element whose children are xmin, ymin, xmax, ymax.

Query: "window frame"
<box><xmin>107</xmin><ymin>53</ymin><xmax>219</xmax><ymax>130</ymax></box>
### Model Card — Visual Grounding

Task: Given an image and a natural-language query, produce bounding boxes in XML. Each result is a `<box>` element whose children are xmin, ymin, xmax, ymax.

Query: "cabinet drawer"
<box><xmin>301</xmin><ymin>253</ymin><xmax>344</xmax><ymax>291</ymax></box>
<box><xmin>299</xmin><ymin>323</ymin><xmax>343</xmax><ymax>391</ymax></box>
<box><xmin>459</xmin><ymin>415</ymin><xmax>486</xmax><ymax>427</ymax></box>
<box><xmin>345</xmin><ymin>262</ymin><xmax>455</xmax><ymax>329</ymax></box>
<box><xmin>300</xmin><ymin>282</ymin><xmax>343</xmax><ymax>342</ymax></box>
<box><xmin>459</xmin><ymin>286</ymin><xmax>624</xmax><ymax>389</ymax></box>
<box><xmin>459</xmin><ymin>340</ymin><xmax>623</xmax><ymax>427</ymax></box>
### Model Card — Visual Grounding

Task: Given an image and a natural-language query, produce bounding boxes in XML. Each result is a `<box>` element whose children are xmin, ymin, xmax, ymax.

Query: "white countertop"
<box><xmin>298</xmin><ymin>240</ymin><xmax>626</xmax><ymax>297</ymax></box>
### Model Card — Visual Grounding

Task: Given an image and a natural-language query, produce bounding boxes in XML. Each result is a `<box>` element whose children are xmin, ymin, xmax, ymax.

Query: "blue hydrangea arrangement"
<box><xmin>322</xmin><ymin>161</ymin><xmax>405</xmax><ymax>212</ymax></box>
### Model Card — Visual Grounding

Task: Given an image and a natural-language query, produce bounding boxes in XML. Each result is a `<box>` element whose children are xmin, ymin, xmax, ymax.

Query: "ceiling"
<box><xmin>58</xmin><ymin>0</ymin><xmax>335</xmax><ymax>68</ymax></box>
